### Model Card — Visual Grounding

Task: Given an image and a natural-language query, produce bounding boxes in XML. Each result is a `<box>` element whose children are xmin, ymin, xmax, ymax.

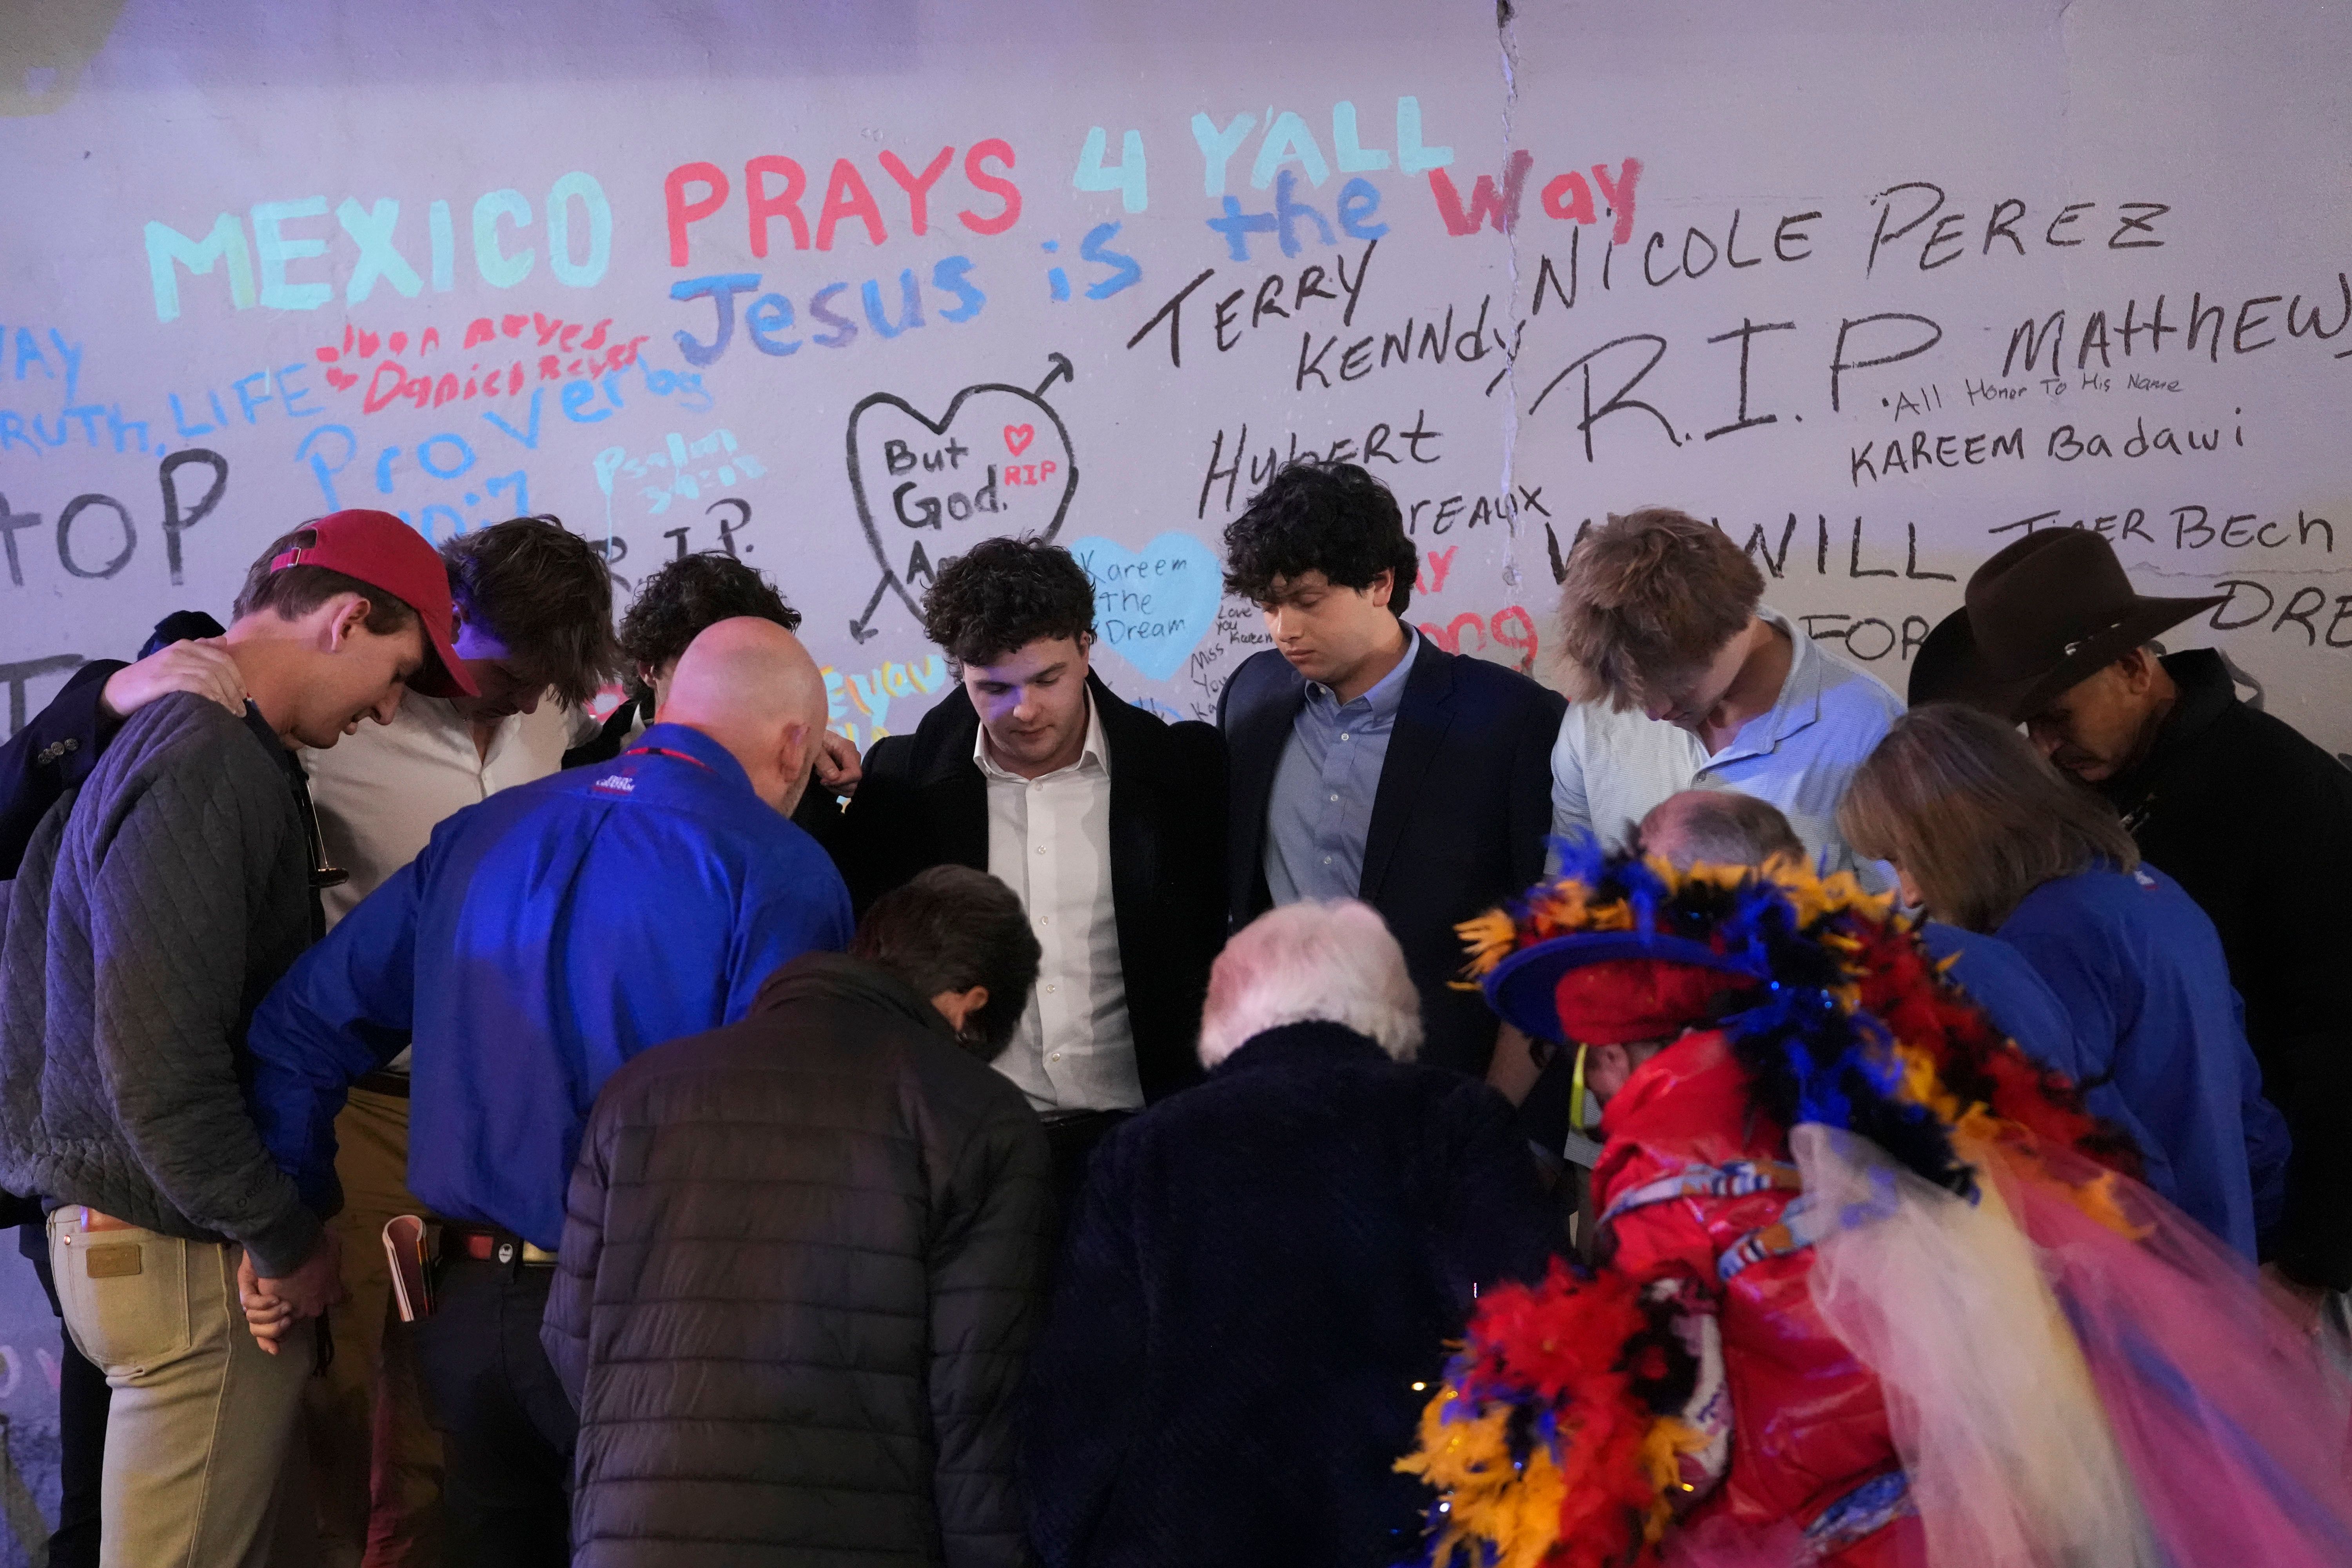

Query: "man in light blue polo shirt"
<box><xmin>1550</xmin><ymin>508</ymin><xmax>1901</xmax><ymax>889</ymax></box>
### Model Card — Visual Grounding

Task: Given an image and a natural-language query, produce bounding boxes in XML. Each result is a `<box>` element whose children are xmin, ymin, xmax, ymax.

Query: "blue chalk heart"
<box><xmin>1069</xmin><ymin>531</ymin><xmax>1223</xmax><ymax>683</ymax></box>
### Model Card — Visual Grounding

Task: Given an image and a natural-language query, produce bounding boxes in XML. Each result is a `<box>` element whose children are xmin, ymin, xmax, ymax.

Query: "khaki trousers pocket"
<box><xmin>49</xmin><ymin>1213</ymin><xmax>193</xmax><ymax>1379</ymax></box>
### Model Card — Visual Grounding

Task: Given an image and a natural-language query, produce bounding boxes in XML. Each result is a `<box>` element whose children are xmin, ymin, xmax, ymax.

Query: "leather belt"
<box><xmin>77</xmin><ymin>1208</ymin><xmax>138</xmax><ymax>1233</ymax></box>
<box><xmin>354</xmin><ymin>1070</ymin><xmax>411</xmax><ymax>1098</ymax></box>
<box><xmin>443</xmin><ymin>1225</ymin><xmax>558</xmax><ymax>1266</ymax></box>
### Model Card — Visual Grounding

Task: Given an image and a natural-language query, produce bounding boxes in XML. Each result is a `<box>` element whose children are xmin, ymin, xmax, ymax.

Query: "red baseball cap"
<box><xmin>268</xmin><ymin>510</ymin><xmax>477</xmax><ymax>698</ymax></box>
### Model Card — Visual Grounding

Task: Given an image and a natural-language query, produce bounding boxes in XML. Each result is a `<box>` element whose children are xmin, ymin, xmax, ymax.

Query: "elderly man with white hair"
<box><xmin>1021</xmin><ymin>899</ymin><xmax>1558</xmax><ymax>1567</ymax></box>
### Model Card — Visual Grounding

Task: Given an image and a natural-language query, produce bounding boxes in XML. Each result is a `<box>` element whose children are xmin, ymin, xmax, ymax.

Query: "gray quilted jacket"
<box><xmin>0</xmin><ymin>693</ymin><xmax>322</xmax><ymax>1275</ymax></box>
<box><xmin>543</xmin><ymin>951</ymin><xmax>1052</xmax><ymax>1568</ymax></box>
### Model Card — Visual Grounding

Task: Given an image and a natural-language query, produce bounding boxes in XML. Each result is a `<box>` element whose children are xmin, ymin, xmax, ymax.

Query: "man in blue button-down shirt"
<box><xmin>241</xmin><ymin>618</ymin><xmax>851</xmax><ymax>1568</ymax></box>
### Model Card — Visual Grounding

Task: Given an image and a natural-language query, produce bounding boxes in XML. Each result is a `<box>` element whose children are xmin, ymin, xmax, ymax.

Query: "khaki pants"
<box><xmin>48</xmin><ymin>1209</ymin><xmax>313</xmax><ymax>1568</ymax></box>
<box><xmin>307</xmin><ymin>1087</ymin><xmax>443</xmax><ymax>1568</ymax></box>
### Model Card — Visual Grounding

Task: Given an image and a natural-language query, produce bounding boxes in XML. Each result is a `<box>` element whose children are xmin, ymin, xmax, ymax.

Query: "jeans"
<box><xmin>411</xmin><ymin>1253</ymin><xmax>577</xmax><ymax>1568</ymax></box>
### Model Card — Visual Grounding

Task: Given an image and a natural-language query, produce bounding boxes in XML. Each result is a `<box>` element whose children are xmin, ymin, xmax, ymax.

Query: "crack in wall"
<box><xmin>1494</xmin><ymin>0</ymin><xmax>1524</xmax><ymax>590</ymax></box>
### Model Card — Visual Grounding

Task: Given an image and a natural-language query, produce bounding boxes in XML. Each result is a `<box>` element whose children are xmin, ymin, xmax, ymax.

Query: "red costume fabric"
<box><xmin>1596</xmin><ymin>1030</ymin><xmax>1922</xmax><ymax>1566</ymax></box>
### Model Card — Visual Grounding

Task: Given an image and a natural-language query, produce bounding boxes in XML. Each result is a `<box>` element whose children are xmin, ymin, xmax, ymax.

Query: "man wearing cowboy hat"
<box><xmin>1912</xmin><ymin>528</ymin><xmax>2352</xmax><ymax>1326</ymax></box>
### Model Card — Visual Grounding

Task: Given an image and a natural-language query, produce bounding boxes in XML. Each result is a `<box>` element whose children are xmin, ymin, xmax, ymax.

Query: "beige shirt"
<box><xmin>303</xmin><ymin>694</ymin><xmax>593</xmax><ymax>1068</ymax></box>
<box><xmin>978</xmin><ymin>694</ymin><xmax>1141</xmax><ymax>1113</ymax></box>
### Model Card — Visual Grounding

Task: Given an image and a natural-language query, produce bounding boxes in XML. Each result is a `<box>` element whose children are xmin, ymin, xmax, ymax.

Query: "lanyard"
<box><xmin>622</xmin><ymin>744</ymin><xmax>712</xmax><ymax>772</ymax></box>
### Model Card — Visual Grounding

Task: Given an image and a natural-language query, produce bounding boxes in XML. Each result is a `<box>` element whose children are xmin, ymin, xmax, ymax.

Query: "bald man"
<box><xmin>244</xmin><ymin>617</ymin><xmax>852</xmax><ymax>1568</ymax></box>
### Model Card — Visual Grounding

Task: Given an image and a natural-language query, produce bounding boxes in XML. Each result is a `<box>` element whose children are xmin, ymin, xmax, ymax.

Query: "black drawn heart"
<box><xmin>845</xmin><ymin>382</ymin><xmax>1079</xmax><ymax>637</ymax></box>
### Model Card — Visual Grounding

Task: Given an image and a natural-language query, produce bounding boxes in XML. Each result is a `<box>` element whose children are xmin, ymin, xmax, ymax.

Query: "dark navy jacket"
<box><xmin>1219</xmin><ymin>637</ymin><xmax>1564</xmax><ymax>1078</ymax></box>
<box><xmin>1022</xmin><ymin>1022</ymin><xmax>1557</xmax><ymax>1566</ymax></box>
<box><xmin>244</xmin><ymin>722</ymin><xmax>852</xmax><ymax>1249</ymax></box>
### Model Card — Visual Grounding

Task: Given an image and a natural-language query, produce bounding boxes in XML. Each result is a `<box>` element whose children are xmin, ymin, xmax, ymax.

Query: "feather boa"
<box><xmin>1405</xmin><ymin>839</ymin><xmax>2147</xmax><ymax>1566</ymax></box>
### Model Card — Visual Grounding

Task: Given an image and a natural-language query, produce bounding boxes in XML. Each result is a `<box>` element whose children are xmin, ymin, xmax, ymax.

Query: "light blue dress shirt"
<box><xmin>1550</xmin><ymin>608</ymin><xmax>1902</xmax><ymax>889</ymax></box>
<box><xmin>1264</xmin><ymin>628</ymin><xmax>1420</xmax><ymax>904</ymax></box>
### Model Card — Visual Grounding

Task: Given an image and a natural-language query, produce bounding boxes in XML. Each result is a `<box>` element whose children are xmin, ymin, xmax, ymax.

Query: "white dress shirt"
<box><xmin>302</xmin><ymin>693</ymin><xmax>594</xmax><ymax>1067</ymax></box>
<box><xmin>978</xmin><ymin>693</ymin><xmax>1141</xmax><ymax>1113</ymax></box>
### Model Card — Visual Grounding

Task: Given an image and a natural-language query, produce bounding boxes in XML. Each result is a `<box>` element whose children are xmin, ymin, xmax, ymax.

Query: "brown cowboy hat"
<box><xmin>1907</xmin><ymin>530</ymin><xmax>2224</xmax><ymax>719</ymax></box>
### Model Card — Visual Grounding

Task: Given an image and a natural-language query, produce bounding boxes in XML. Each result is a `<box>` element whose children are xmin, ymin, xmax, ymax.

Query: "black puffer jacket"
<box><xmin>543</xmin><ymin>951</ymin><xmax>1053</xmax><ymax>1568</ymax></box>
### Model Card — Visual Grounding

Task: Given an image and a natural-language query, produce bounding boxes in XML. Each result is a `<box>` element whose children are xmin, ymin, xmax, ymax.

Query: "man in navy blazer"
<box><xmin>1217</xmin><ymin>461</ymin><xmax>1565</xmax><ymax>1078</ymax></box>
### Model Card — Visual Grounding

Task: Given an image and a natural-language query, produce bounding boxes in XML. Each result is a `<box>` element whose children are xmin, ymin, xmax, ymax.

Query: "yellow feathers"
<box><xmin>1395</xmin><ymin>1392</ymin><xmax>1566</xmax><ymax>1568</ymax></box>
<box><xmin>1636</xmin><ymin>1418</ymin><xmax>1713</xmax><ymax>1545</ymax></box>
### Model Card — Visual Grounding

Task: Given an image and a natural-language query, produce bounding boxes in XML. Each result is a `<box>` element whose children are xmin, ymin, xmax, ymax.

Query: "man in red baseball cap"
<box><xmin>0</xmin><ymin>510</ymin><xmax>465</xmax><ymax>1568</ymax></box>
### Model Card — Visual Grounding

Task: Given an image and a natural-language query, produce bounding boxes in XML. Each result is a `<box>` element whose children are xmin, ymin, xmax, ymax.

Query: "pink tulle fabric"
<box><xmin>1786</xmin><ymin>1122</ymin><xmax>2352</xmax><ymax>1567</ymax></box>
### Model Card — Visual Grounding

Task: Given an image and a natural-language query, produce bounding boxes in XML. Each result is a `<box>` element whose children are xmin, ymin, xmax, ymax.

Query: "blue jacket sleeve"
<box><xmin>245</xmin><ymin>858</ymin><xmax>423</xmax><ymax>1214</ymax></box>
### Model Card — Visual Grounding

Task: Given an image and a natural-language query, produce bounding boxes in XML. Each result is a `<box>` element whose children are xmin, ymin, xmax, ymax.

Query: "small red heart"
<box><xmin>1003</xmin><ymin>424</ymin><xmax>1035</xmax><ymax>456</ymax></box>
<box><xmin>325</xmin><ymin>368</ymin><xmax>358</xmax><ymax>391</ymax></box>
<box><xmin>357</xmin><ymin>330</ymin><xmax>380</xmax><ymax>358</ymax></box>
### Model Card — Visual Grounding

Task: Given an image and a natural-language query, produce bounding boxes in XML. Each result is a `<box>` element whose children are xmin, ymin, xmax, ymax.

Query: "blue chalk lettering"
<box><xmin>376</xmin><ymin>446</ymin><xmax>405</xmax><ymax>494</ymax></box>
<box><xmin>231</xmin><ymin>370</ymin><xmax>273</xmax><ymax>423</ymax></box>
<box><xmin>808</xmin><ymin>283</ymin><xmax>858</xmax><ymax>348</ymax></box>
<box><xmin>337</xmin><ymin>198</ymin><xmax>423</xmax><ymax>304</ymax></box>
<box><xmin>485</xmin><ymin>471</ymin><xmax>529</xmax><ymax>516</ymax></box>
<box><xmin>559</xmin><ymin>380</ymin><xmax>610</xmax><ymax>423</ymax></box>
<box><xmin>251</xmin><ymin>197</ymin><xmax>333</xmax><ymax>310</ymax></box>
<box><xmin>481</xmin><ymin>387</ymin><xmax>543</xmax><ymax>449</ymax></box>
<box><xmin>296</xmin><ymin>424</ymin><xmax>356</xmax><ymax>511</ymax></box>
<box><xmin>1338</xmin><ymin>178</ymin><xmax>1388</xmax><ymax>241</ymax></box>
<box><xmin>1191</xmin><ymin>111</ymin><xmax>1255</xmax><ymax>198</ymax></box>
<box><xmin>145</xmin><ymin>214</ymin><xmax>255</xmax><ymax>322</ymax></box>
<box><xmin>1273</xmin><ymin>171</ymin><xmax>1333</xmax><ymax>257</ymax></box>
<box><xmin>0</xmin><ymin>411</ymin><xmax>32</xmax><ymax>456</ymax></box>
<box><xmin>1080</xmin><ymin>222</ymin><xmax>1142</xmax><ymax>299</ymax></box>
<box><xmin>546</xmin><ymin>172</ymin><xmax>611</xmax><ymax>288</ymax></box>
<box><xmin>1073</xmin><ymin>127</ymin><xmax>1148</xmax><ymax>213</ymax></box>
<box><xmin>744</xmin><ymin>293</ymin><xmax>800</xmax><ymax>356</ymax></box>
<box><xmin>473</xmin><ymin>189</ymin><xmax>534</xmax><ymax>289</ymax></box>
<box><xmin>48</xmin><ymin>330</ymin><xmax>83</xmax><ymax>404</ymax></box>
<box><xmin>167</xmin><ymin>392</ymin><xmax>214</xmax><ymax>438</ymax></box>
<box><xmin>106</xmin><ymin>405</ymin><xmax>149</xmax><ymax>454</ymax></box>
<box><xmin>1206</xmin><ymin>196</ymin><xmax>1277</xmax><ymax>263</ymax></box>
<box><xmin>933</xmin><ymin>256</ymin><xmax>985</xmax><ymax>323</ymax></box>
<box><xmin>30</xmin><ymin>415</ymin><xmax>66</xmax><ymax>448</ymax></box>
<box><xmin>1048</xmin><ymin>267</ymin><xmax>1070</xmax><ymax>301</ymax></box>
<box><xmin>63</xmin><ymin>407</ymin><xmax>103</xmax><ymax>445</ymax></box>
<box><xmin>1332</xmin><ymin>102</ymin><xmax>1390</xmax><ymax>172</ymax></box>
<box><xmin>862</xmin><ymin>271</ymin><xmax>924</xmax><ymax>339</ymax></box>
<box><xmin>418</xmin><ymin>433</ymin><xmax>475</xmax><ymax>480</ymax></box>
<box><xmin>1251</xmin><ymin>110</ymin><xmax>1329</xmax><ymax>190</ymax></box>
<box><xmin>1396</xmin><ymin>97</ymin><xmax>1452</xmax><ymax>173</ymax></box>
<box><xmin>12</xmin><ymin>329</ymin><xmax>49</xmax><ymax>383</ymax></box>
<box><xmin>419</xmin><ymin>503</ymin><xmax>465</xmax><ymax>542</ymax></box>
<box><xmin>668</xmin><ymin>273</ymin><xmax>760</xmax><ymax>367</ymax></box>
<box><xmin>276</xmin><ymin>362</ymin><xmax>321</xmax><ymax>418</ymax></box>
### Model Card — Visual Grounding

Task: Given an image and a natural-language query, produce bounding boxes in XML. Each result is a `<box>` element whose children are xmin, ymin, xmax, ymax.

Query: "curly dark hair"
<box><xmin>441</xmin><ymin>516</ymin><xmax>619</xmax><ymax>709</ymax></box>
<box><xmin>920</xmin><ymin>536</ymin><xmax>1096</xmax><ymax>667</ymax></box>
<box><xmin>617</xmin><ymin>552</ymin><xmax>802</xmax><ymax>696</ymax></box>
<box><xmin>1222</xmin><ymin>459</ymin><xmax>1418</xmax><ymax>617</ymax></box>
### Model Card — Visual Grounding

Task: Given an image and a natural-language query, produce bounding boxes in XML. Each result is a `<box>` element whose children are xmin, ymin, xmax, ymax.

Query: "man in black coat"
<box><xmin>544</xmin><ymin>866</ymin><xmax>1053</xmax><ymax>1568</ymax></box>
<box><xmin>1021</xmin><ymin>898</ymin><xmax>1558</xmax><ymax>1566</ymax></box>
<box><xmin>1218</xmin><ymin>460</ymin><xmax>1565</xmax><ymax>1079</ymax></box>
<box><xmin>832</xmin><ymin>538</ymin><xmax>1227</xmax><ymax>1192</ymax></box>
<box><xmin>1915</xmin><ymin>527</ymin><xmax>2352</xmax><ymax>1320</ymax></box>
